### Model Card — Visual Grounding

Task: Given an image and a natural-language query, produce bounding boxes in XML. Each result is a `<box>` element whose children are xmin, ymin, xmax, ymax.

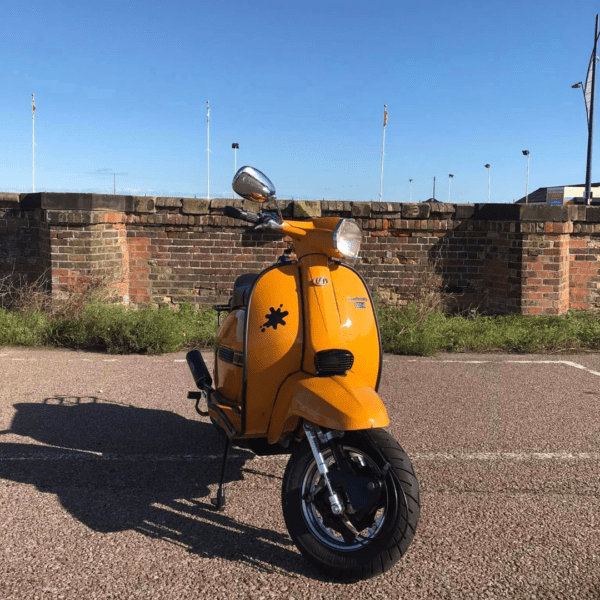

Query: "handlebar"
<box><xmin>222</xmin><ymin>206</ymin><xmax>262</xmax><ymax>224</ymax></box>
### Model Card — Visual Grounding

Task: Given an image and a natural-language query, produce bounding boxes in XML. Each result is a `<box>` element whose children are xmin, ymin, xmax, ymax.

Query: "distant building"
<box><xmin>516</xmin><ymin>184</ymin><xmax>600</xmax><ymax>204</ymax></box>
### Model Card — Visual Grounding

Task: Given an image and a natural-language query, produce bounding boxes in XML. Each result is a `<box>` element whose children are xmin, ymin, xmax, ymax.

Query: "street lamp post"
<box><xmin>448</xmin><ymin>174</ymin><xmax>454</xmax><ymax>202</ymax></box>
<box><xmin>409</xmin><ymin>179</ymin><xmax>413</xmax><ymax>202</ymax></box>
<box><xmin>206</xmin><ymin>101</ymin><xmax>210</xmax><ymax>201</ymax></box>
<box><xmin>522</xmin><ymin>151</ymin><xmax>530</xmax><ymax>203</ymax></box>
<box><xmin>379</xmin><ymin>105</ymin><xmax>388</xmax><ymax>202</ymax></box>
<box><xmin>232</xmin><ymin>143</ymin><xmax>239</xmax><ymax>198</ymax></box>
<box><xmin>31</xmin><ymin>94</ymin><xmax>35</xmax><ymax>193</ymax></box>
<box><xmin>572</xmin><ymin>14</ymin><xmax>599</xmax><ymax>205</ymax></box>
<box><xmin>484</xmin><ymin>164</ymin><xmax>491</xmax><ymax>203</ymax></box>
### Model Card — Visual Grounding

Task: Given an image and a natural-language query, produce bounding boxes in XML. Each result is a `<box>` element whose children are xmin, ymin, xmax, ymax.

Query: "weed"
<box><xmin>1</xmin><ymin>269</ymin><xmax>600</xmax><ymax>356</ymax></box>
<box><xmin>0</xmin><ymin>272</ymin><xmax>218</xmax><ymax>353</ymax></box>
<box><xmin>0</xmin><ymin>270</ymin><xmax>52</xmax><ymax>314</ymax></box>
<box><xmin>45</xmin><ymin>301</ymin><xmax>219</xmax><ymax>354</ymax></box>
<box><xmin>377</xmin><ymin>305</ymin><xmax>600</xmax><ymax>356</ymax></box>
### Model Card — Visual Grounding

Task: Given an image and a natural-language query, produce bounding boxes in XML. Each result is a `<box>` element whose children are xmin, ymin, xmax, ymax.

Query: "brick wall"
<box><xmin>0</xmin><ymin>193</ymin><xmax>48</xmax><ymax>289</ymax></box>
<box><xmin>1</xmin><ymin>192</ymin><xmax>600</xmax><ymax>315</ymax></box>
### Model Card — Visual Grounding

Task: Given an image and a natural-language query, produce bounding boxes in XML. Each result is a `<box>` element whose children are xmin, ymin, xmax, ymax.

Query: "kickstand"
<box><xmin>211</xmin><ymin>436</ymin><xmax>230</xmax><ymax>511</ymax></box>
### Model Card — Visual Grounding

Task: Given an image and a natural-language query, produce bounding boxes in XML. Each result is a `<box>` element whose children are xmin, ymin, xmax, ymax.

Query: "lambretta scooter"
<box><xmin>186</xmin><ymin>166</ymin><xmax>420</xmax><ymax>581</ymax></box>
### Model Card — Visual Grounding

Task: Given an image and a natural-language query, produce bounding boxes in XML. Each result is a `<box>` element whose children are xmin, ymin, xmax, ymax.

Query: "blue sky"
<box><xmin>2</xmin><ymin>0</ymin><xmax>600</xmax><ymax>203</ymax></box>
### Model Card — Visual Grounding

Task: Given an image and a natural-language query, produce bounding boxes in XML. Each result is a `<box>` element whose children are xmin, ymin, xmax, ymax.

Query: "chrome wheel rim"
<box><xmin>300</xmin><ymin>446</ymin><xmax>387</xmax><ymax>551</ymax></box>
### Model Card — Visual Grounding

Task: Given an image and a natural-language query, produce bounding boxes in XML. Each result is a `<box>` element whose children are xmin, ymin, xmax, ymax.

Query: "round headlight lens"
<box><xmin>333</xmin><ymin>219</ymin><xmax>362</xmax><ymax>259</ymax></box>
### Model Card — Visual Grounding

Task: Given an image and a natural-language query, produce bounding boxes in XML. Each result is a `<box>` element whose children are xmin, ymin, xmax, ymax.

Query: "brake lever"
<box><xmin>254</xmin><ymin>212</ymin><xmax>283</xmax><ymax>231</ymax></box>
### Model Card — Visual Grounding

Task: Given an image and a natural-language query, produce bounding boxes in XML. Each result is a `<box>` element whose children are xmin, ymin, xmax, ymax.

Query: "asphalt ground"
<box><xmin>0</xmin><ymin>347</ymin><xmax>599</xmax><ymax>599</ymax></box>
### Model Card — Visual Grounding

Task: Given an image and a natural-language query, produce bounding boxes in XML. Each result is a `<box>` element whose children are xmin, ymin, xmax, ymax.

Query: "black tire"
<box><xmin>282</xmin><ymin>428</ymin><xmax>420</xmax><ymax>582</ymax></box>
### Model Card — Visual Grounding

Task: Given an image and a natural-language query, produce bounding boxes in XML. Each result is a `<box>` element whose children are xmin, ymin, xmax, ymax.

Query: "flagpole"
<box><xmin>585</xmin><ymin>14</ymin><xmax>599</xmax><ymax>204</ymax></box>
<box><xmin>206</xmin><ymin>100</ymin><xmax>210</xmax><ymax>200</ymax></box>
<box><xmin>378</xmin><ymin>104</ymin><xmax>387</xmax><ymax>202</ymax></box>
<box><xmin>32</xmin><ymin>94</ymin><xmax>35</xmax><ymax>193</ymax></box>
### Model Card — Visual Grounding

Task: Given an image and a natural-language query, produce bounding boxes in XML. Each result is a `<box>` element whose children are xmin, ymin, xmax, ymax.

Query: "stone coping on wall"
<box><xmin>1</xmin><ymin>191</ymin><xmax>600</xmax><ymax>223</ymax></box>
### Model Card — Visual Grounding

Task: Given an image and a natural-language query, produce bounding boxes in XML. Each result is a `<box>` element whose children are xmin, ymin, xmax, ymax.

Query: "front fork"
<box><xmin>303</xmin><ymin>422</ymin><xmax>344</xmax><ymax>515</ymax></box>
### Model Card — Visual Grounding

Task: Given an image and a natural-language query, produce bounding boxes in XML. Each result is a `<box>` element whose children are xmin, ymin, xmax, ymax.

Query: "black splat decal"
<box><xmin>261</xmin><ymin>305</ymin><xmax>289</xmax><ymax>332</ymax></box>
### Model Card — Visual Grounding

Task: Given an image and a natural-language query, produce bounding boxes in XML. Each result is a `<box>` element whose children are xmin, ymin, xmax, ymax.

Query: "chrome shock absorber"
<box><xmin>303</xmin><ymin>422</ymin><xmax>344</xmax><ymax>515</ymax></box>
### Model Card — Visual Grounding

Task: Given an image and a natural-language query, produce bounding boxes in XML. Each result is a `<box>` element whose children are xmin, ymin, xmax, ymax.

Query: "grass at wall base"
<box><xmin>1</xmin><ymin>269</ymin><xmax>599</xmax><ymax>355</ymax></box>
<box><xmin>1</xmin><ymin>300</ymin><xmax>600</xmax><ymax>356</ymax></box>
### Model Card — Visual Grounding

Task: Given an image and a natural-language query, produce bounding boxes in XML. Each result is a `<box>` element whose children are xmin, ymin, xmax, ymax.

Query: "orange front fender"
<box><xmin>266</xmin><ymin>371</ymin><xmax>389</xmax><ymax>444</ymax></box>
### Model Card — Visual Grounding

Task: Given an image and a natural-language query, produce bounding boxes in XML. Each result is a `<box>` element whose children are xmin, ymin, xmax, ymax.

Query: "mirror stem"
<box><xmin>273</xmin><ymin>197</ymin><xmax>283</xmax><ymax>223</ymax></box>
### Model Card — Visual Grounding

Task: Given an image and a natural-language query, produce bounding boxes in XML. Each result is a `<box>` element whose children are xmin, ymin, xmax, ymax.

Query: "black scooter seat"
<box><xmin>231</xmin><ymin>273</ymin><xmax>259</xmax><ymax>309</ymax></box>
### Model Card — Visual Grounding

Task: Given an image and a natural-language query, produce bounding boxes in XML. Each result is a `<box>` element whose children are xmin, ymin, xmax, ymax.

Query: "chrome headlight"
<box><xmin>333</xmin><ymin>219</ymin><xmax>362</xmax><ymax>259</ymax></box>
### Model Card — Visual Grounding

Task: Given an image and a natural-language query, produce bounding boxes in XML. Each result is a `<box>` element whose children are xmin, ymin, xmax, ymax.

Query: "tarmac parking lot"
<box><xmin>0</xmin><ymin>347</ymin><xmax>599</xmax><ymax>599</ymax></box>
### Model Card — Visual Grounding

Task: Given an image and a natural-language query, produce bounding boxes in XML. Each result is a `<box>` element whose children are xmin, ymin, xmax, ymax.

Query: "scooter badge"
<box><xmin>348</xmin><ymin>296</ymin><xmax>368</xmax><ymax>308</ymax></box>
<box><xmin>312</xmin><ymin>277</ymin><xmax>329</xmax><ymax>286</ymax></box>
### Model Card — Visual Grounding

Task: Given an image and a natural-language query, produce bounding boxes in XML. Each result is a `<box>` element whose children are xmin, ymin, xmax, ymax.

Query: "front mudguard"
<box><xmin>266</xmin><ymin>371</ymin><xmax>389</xmax><ymax>444</ymax></box>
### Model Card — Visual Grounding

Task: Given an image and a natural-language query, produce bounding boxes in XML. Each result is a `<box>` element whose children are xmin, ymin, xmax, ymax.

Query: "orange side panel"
<box><xmin>214</xmin><ymin>310</ymin><xmax>245</xmax><ymax>404</ymax></box>
<box><xmin>244</xmin><ymin>264</ymin><xmax>303</xmax><ymax>435</ymax></box>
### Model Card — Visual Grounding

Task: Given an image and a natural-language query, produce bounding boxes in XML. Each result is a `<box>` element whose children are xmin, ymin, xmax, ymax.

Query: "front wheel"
<box><xmin>282</xmin><ymin>428</ymin><xmax>420</xmax><ymax>582</ymax></box>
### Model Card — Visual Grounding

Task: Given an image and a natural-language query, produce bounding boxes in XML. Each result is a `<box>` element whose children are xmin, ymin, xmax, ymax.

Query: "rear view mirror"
<box><xmin>232</xmin><ymin>166</ymin><xmax>276</xmax><ymax>203</ymax></box>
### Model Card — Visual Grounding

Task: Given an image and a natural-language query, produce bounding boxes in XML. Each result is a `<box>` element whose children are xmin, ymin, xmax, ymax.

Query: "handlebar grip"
<box><xmin>222</xmin><ymin>206</ymin><xmax>243</xmax><ymax>219</ymax></box>
<box><xmin>222</xmin><ymin>206</ymin><xmax>262</xmax><ymax>224</ymax></box>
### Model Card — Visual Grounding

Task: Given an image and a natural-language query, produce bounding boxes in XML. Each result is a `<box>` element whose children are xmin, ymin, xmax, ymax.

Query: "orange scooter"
<box><xmin>186</xmin><ymin>166</ymin><xmax>419</xmax><ymax>581</ymax></box>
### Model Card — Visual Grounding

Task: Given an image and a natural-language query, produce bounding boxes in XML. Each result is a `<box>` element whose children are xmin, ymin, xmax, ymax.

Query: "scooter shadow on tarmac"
<box><xmin>0</xmin><ymin>397</ymin><xmax>328</xmax><ymax>580</ymax></box>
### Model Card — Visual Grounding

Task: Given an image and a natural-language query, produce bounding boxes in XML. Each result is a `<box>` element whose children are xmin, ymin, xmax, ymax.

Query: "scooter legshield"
<box><xmin>240</xmin><ymin>263</ymin><xmax>304</xmax><ymax>436</ymax></box>
<box><xmin>215</xmin><ymin>259</ymin><xmax>384</xmax><ymax>440</ymax></box>
<box><xmin>266</xmin><ymin>371</ymin><xmax>389</xmax><ymax>445</ymax></box>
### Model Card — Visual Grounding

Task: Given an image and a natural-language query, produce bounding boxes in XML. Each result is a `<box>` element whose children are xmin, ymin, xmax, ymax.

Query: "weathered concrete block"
<box><xmin>585</xmin><ymin>207</ymin><xmax>600</xmax><ymax>222</ymax></box>
<box><xmin>182</xmin><ymin>198</ymin><xmax>210</xmax><ymax>214</ymax></box>
<box><xmin>243</xmin><ymin>200</ymin><xmax>263</xmax><ymax>213</ymax></box>
<box><xmin>156</xmin><ymin>197</ymin><xmax>183</xmax><ymax>209</ymax></box>
<box><xmin>40</xmin><ymin>192</ymin><xmax>135</xmax><ymax>212</ymax></box>
<box><xmin>568</xmin><ymin>205</ymin><xmax>587</xmax><ymax>221</ymax></box>
<box><xmin>17</xmin><ymin>193</ymin><xmax>42</xmax><ymax>209</ymax></box>
<box><xmin>135</xmin><ymin>197</ymin><xmax>155</xmax><ymax>213</ymax></box>
<box><xmin>209</xmin><ymin>198</ymin><xmax>231</xmax><ymax>210</ymax></box>
<box><xmin>402</xmin><ymin>203</ymin><xmax>430</xmax><ymax>219</ymax></box>
<box><xmin>294</xmin><ymin>200</ymin><xmax>321</xmax><ymax>218</ymax></box>
<box><xmin>263</xmin><ymin>199</ymin><xmax>291</xmax><ymax>214</ymax></box>
<box><xmin>0</xmin><ymin>193</ymin><xmax>20</xmax><ymax>208</ymax></box>
<box><xmin>454</xmin><ymin>204</ymin><xmax>475</xmax><ymax>219</ymax></box>
<box><xmin>45</xmin><ymin>210</ymin><xmax>98</xmax><ymax>225</ymax></box>
<box><xmin>371</xmin><ymin>202</ymin><xmax>397</xmax><ymax>214</ymax></box>
<box><xmin>428</xmin><ymin>202</ymin><xmax>456</xmax><ymax>215</ymax></box>
<box><xmin>351</xmin><ymin>202</ymin><xmax>371</xmax><ymax>218</ymax></box>
<box><xmin>519</xmin><ymin>204</ymin><xmax>570</xmax><ymax>222</ymax></box>
<box><xmin>474</xmin><ymin>204</ymin><xmax>520</xmax><ymax>220</ymax></box>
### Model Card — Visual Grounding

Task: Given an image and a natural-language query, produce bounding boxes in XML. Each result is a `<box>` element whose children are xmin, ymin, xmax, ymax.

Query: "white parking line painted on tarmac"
<box><xmin>412</xmin><ymin>451</ymin><xmax>600</xmax><ymax>461</ymax></box>
<box><xmin>506</xmin><ymin>359</ymin><xmax>600</xmax><ymax>377</ymax></box>
<box><xmin>0</xmin><ymin>452</ymin><xmax>249</xmax><ymax>462</ymax></box>
<box><xmin>1</xmin><ymin>450</ymin><xmax>599</xmax><ymax>463</ymax></box>
<box><xmin>405</xmin><ymin>359</ymin><xmax>600</xmax><ymax>378</ymax></box>
<box><xmin>174</xmin><ymin>359</ymin><xmax>186</xmax><ymax>362</ymax></box>
<box><xmin>559</xmin><ymin>360</ymin><xmax>600</xmax><ymax>377</ymax></box>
